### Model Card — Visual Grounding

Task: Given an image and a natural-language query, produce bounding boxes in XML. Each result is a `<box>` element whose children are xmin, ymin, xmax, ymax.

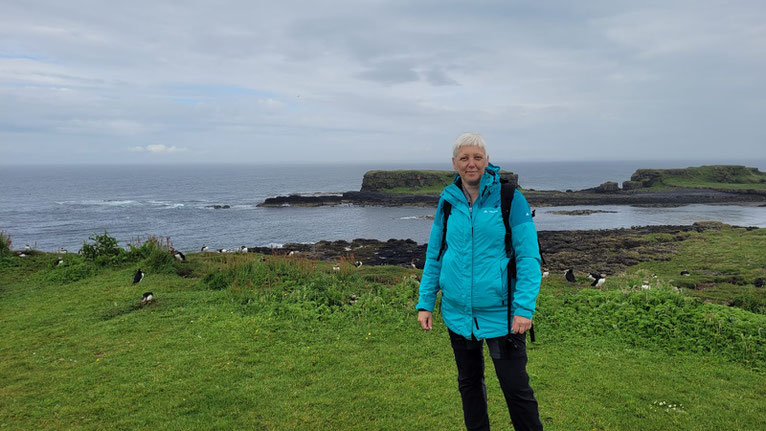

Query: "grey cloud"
<box><xmin>1</xmin><ymin>0</ymin><xmax>764</xmax><ymax>164</ymax></box>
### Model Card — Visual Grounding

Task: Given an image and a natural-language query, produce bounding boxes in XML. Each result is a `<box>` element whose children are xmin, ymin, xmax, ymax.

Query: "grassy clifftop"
<box><xmin>627</xmin><ymin>165</ymin><xmax>766</xmax><ymax>191</ymax></box>
<box><xmin>1</xmin><ymin>226</ymin><xmax>765</xmax><ymax>429</ymax></box>
<box><xmin>361</xmin><ymin>169</ymin><xmax>518</xmax><ymax>194</ymax></box>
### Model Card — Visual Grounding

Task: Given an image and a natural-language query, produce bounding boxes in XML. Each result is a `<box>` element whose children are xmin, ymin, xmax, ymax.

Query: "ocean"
<box><xmin>2</xmin><ymin>160</ymin><xmax>765</xmax><ymax>252</ymax></box>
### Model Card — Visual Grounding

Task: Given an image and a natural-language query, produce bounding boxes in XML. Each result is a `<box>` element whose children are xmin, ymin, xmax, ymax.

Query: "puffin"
<box><xmin>680</xmin><ymin>270</ymin><xmax>690</xmax><ymax>276</ymax></box>
<box><xmin>755</xmin><ymin>278</ymin><xmax>764</xmax><ymax>288</ymax></box>
<box><xmin>240</xmin><ymin>246</ymin><xmax>248</xmax><ymax>253</ymax></box>
<box><xmin>54</xmin><ymin>257</ymin><xmax>64</xmax><ymax>267</ymax></box>
<box><xmin>590</xmin><ymin>274</ymin><xmax>606</xmax><ymax>287</ymax></box>
<box><xmin>200</xmin><ymin>244</ymin><xmax>208</xmax><ymax>252</ymax></box>
<box><xmin>565</xmin><ymin>269</ymin><xmax>576</xmax><ymax>283</ymax></box>
<box><xmin>355</xmin><ymin>260</ymin><xmax>363</xmax><ymax>268</ymax></box>
<box><xmin>173</xmin><ymin>250</ymin><xmax>186</xmax><ymax>261</ymax></box>
<box><xmin>133</xmin><ymin>268</ymin><xmax>144</xmax><ymax>284</ymax></box>
<box><xmin>140</xmin><ymin>292</ymin><xmax>153</xmax><ymax>305</ymax></box>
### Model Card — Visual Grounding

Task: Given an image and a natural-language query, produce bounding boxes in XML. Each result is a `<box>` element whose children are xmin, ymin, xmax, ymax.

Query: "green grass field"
<box><xmin>1</xmin><ymin>227</ymin><xmax>765</xmax><ymax>430</ymax></box>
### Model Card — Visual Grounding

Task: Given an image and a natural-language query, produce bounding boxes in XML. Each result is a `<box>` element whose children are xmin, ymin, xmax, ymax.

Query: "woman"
<box><xmin>416</xmin><ymin>133</ymin><xmax>543</xmax><ymax>431</ymax></box>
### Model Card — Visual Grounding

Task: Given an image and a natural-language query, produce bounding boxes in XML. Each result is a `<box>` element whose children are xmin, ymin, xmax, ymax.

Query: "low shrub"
<box><xmin>202</xmin><ymin>256</ymin><xmax>419</xmax><ymax>321</ymax></box>
<box><xmin>45</xmin><ymin>260</ymin><xmax>97</xmax><ymax>284</ymax></box>
<box><xmin>80</xmin><ymin>232</ymin><xmax>124</xmax><ymax>265</ymax></box>
<box><xmin>143</xmin><ymin>246</ymin><xmax>177</xmax><ymax>274</ymax></box>
<box><xmin>536</xmin><ymin>287</ymin><xmax>766</xmax><ymax>369</ymax></box>
<box><xmin>0</xmin><ymin>231</ymin><xmax>11</xmax><ymax>258</ymax></box>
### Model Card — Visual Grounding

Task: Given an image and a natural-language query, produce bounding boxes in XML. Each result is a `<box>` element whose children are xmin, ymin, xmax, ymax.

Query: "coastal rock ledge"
<box><xmin>257</xmin><ymin>166</ymin><xmax>766</xmax><ymax>207</ymax></box>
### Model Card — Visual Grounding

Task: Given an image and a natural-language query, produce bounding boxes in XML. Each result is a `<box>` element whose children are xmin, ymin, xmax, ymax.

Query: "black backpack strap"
<box><xmin>500</xmin><ymin>183</ymin><xmax>515</xmax><ymax>341</ymax></box>
<box><xmin>436</xmin><ymin>200</ymin><xmax>451</xmax><ymax>261</ymax></box>
<box><xmin>500</xmin><ymin>182</ymin><xmax>536</xmax><ymax>342</ymax></box>
<box><xmin>500</xmin><ymin>183</ymin><xmax>516</xmax><ymax>277</ymax></box>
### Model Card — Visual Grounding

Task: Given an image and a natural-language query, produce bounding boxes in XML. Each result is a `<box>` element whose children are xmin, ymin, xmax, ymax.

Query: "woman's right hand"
<box><xmin>417</xmin><ymin>310</ymin><xmax>433</xmax><ymax>330</ymax></box>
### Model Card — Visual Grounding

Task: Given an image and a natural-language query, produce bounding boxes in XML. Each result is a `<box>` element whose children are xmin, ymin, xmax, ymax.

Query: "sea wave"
<box><xmin>56</xmin><ymin>199</ymin><xmax>140</xmax><ymax>207</ymax></box>
<box><xmin>399</xmin><ymin>215</ymin><xmax>434</xmax><ymax>220</ymax></box>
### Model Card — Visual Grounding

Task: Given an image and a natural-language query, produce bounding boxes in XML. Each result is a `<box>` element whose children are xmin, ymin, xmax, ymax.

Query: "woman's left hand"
<box><xmin>512</xmin><ymin>315</ymin><xmax>532</xmax><ymax>334</ymax></box>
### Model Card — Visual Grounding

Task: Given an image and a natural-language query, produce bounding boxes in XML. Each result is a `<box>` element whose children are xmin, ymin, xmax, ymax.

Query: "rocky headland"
<box><xmin>258</xmin><ymin>165</ymin><xmax>766</xmax><ymax>207</ymax></box>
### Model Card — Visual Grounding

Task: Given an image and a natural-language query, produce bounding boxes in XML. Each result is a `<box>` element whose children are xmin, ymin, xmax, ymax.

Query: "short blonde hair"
<box><xmin>452</xmin><ymin>133</ymin><xmax>487</xmax><ymax>158</ymax></box>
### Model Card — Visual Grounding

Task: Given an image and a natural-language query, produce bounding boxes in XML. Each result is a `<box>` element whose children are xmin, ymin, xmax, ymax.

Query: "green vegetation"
<box><xmin>630</xmin><ymin>165</ymin><xmax>766</xmax><ymax>192</ymax></box>
<box><xmin>361</xmin><ymin>169</ymin><xmax>518</xmax><ymax>194</ymax></box>
<box><xmin>1</xmin><ymin>228</ymin><xmax>765</xmax><ymax>430</ymax></box>
<box><xmin>0</xmin><ymin>231</ymin><xmax>11</xmax><ymax>258</ymax></box>
<box><xmin>361</xmin><ymin>169</ymin><xmax>457</xmax><ymax>194</ymax></box>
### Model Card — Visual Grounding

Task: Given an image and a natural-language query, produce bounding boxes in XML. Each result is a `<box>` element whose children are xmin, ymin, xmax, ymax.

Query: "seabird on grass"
<box><xmin>355</xmin><ymin>260</ymin><xmax>363</xmax><ymax>268</ymax></box>
<box><xmin>54</xmin><ymin>257</ymin><xmax>63</xmax><ymax>267</ymax></box>
<box><xmin>240</xmin><ymin>246</ymin><xmax>248</xmax><ymax>253</ymax></box>
<box><xmin>565</xmin><ymin>269</ymin><xmax>576</xmax><ymax>283</ymax></box>
<box><xmin>18</xmin><ymin>253</ymin><xmax>27</xmax><ymax>258</ymax></box>
<box><xmin>755</xmin><ymin>278</ymin><xmax>764</xmax><ymax>288</ymax></box>
<box><xmin>680</xmin><ymin>270</ymin><xmax>690</xmax><ymax>276</ymax></box>
<box><xmin>140</xmin><ymin>292</ymin><xmax>153</xmax><ymax>305</ymax></box>
<box><xmin>542</xmin><ymin>270</ymin><xmax>549</xmax><ymax>278</ymax></box>
<box><xmin>24</xmin><ymin>243</ymin><xmax>31</xmax><ymax>251</ymax></box>
<box><xmin>200</xmin><ymin>244</ymin><xmax>208</xmax><ymax>252</ymax></box>
<box><xmin>259</xmin><ymin>256</ymin><xmax>266</xmax><ymax>262</ymax></box>
<box><xmin>217</xmin><ymin>248</ymin><xmax>227</xmax><ymax>253</ymax></box>
<box><xmin>640</xmin><ymin>280</ymin><xmax>651</xmax><ymax>290</ymax></box>
<box><xmin>590</xmin><ymin>274</ymin><xmax>606</xmax><ymax>287</ymax></box>
<box><xmin>173</xmin><ymin>250</ymin><xmax>186</xmax><ymax>261</ymax></box>
<box><xmin>587</xmin><ymin>272</ymin><xmax>601</xmax><ymax>281</ymax></box>
<box><xmin>133</xmin><ymin>268</ymin><xmax>144</xmax><ymax>284</ymax></box>
<box><xmin>58</xmin><ymin>247</ymin><xmax>68</xmax><ymax>254</ymax></box>
<box><xmin>332</xmin><ymin>264</ymin><xmax>341</xmax><ymax>271</ymax></box>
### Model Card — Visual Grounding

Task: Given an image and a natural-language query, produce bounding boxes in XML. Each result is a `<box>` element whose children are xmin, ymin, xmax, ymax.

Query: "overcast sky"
<box><xmin>1</xmin><ymin>0</ymin><xmax>765</xmax><ymax>165</ymax></box>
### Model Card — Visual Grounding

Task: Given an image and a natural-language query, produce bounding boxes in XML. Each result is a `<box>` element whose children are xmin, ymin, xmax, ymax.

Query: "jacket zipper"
<box><xmin>473</xmin><ymin>317</ymin><xmax>480</xmax><ymax>330</ymax></box>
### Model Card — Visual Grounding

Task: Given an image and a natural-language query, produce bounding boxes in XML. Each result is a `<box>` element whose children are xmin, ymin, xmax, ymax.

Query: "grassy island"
<box><xmin>360</xmin><ymin>169</ymin><xmax>517</xmax><ymax>194</ymax></box>
<box><xmin>626</xmin><ymin>165</ymin><xmax>766</xmax><ymax>192</ymax></box>
<box><xmin>1</xmin><ymin>227</ymin><xmax>764</xmax><ymax>429</ymax></box>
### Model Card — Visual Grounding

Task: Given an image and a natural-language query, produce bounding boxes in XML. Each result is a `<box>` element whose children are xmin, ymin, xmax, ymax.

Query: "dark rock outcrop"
<box><xmin>361</xmin><ymin>170</ymin><xmax>455</xmax><ymax>193</ymax></box>
<box><xmin>245</xmin><ymin>223</ymin><xmax>734</xmax><ymax>274</ymax></box>
<box><xmin>259</xmin><ymin>191</ymin><xmax>441</xmax><ymax>207</ymax></box>
<box><xmin>593</xmin><ymin>181</ymin><xmax>620</xmax><ymax>193</ymax></box>
<box><xmin>248</xmin><ymin>238</ymin><xmax>428</xmax><ymax>268</ymax></box>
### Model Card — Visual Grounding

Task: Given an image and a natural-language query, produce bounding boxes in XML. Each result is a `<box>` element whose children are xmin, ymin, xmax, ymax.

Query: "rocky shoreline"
<box><xmin>246</xmin><ymin>222</ymin><xmax>748</xmax><ymax>276</ymax></box>
<box><xmin>258</xmin><ymin>166</ymin><xmax>766</xmax><ymax>207</ymax></box>
<box><xmin>258</xmin><ymin>187</ymin><xmax>766</xmax><ymax>207</ymax></box>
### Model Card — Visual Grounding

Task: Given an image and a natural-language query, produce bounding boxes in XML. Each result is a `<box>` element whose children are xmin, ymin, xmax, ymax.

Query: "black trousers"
<box><xmin>449</xmin><ymin>329</ymin><xmax>543</xmax><ymax>431</ymax></box>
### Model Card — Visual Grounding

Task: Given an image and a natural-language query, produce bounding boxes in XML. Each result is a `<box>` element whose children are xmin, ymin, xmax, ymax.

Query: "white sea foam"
<box><xmin>399</xmin><ymin>215</ymin><xmax>434</xmax><ymax>220</ymax></box>
<box><xmin>57</xmin><ymin>199</ymin><xmax>139</xmax><ymax>207</ymax></box>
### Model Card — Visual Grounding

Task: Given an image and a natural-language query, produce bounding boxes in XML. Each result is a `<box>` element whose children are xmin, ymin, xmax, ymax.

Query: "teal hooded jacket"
<box><xmin>416</xmin><ymin>163</ymin><xmax>542</xmax><ymax>340</ymax></box>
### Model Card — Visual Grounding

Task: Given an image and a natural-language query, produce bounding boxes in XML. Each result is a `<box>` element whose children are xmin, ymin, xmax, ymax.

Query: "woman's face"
<box><xmin>452</xmin><ymin>145</ymin><xmax>488</xmax><ymax>187</ymax></box>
